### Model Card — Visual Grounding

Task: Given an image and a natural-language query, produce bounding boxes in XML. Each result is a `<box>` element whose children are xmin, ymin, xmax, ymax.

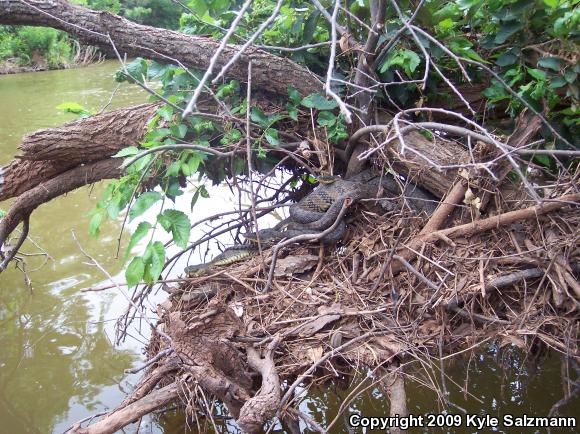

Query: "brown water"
<box><xmin>0</xmin><ymin>62</ymin><xmax>577</xmax><ymax>434</ymax></box>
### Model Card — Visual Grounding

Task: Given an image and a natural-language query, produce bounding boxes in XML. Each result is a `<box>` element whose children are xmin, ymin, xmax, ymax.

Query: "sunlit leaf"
<box><xmin>89</xmin><ymin>212</ymin><xmax>103</xmax><ymax>236</ymax></box>
<box><xmin>112</xmin><ymin>146</ymin><xmax>140</xmax><ymax>158</ymax></box>
<box><xmin>125</xmin><ymin>221</ymin><xmax>152</xmax><ymax>260</ymax></box>
<box><xmin>158</xmin><ymin>209</ymin><xmax>190</xmax><ymax>248</ymax></box>
<box><xmin>264</xmin><ymin>128</ymin><xmax>280</xmax><ymax>146</ymax></box>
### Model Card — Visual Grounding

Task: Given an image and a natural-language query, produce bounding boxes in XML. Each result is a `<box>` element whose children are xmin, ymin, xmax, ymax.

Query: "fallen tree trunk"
<box><xmin>0</xmin><ymin>103</ymin><xmax>158</xmax><ymax>201</ymax></box>
<box><xmin>0</xmin><ymin>158</ymin><xmax>122</xmax><ymax>250</ymax></box>
<box><xmin>0</xmin><ymin>0</ymin><xmax>323</xmax><ymax>98</ymax></box>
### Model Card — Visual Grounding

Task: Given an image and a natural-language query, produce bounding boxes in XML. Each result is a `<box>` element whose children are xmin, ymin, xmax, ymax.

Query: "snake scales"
<box><xmin>184</xmin><ymin>171</ymin><xmax>437</xmax><ymax>277</ymax></box>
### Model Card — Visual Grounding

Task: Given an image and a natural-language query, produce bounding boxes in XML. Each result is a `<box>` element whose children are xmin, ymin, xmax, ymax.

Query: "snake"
<box><xmin>184</xmin><ymin>171</ymin><xmax>437</xmax><ymax>277</ymax></box>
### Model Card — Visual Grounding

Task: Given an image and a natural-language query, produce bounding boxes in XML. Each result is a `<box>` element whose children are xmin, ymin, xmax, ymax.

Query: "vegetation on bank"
<box><xmin>0</xmin><ymin>26</ymin><xmax>73</xmax><ymax>70</ymax></box>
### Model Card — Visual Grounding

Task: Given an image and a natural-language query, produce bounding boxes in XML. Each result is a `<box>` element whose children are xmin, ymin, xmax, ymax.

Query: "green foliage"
<box><xmin>379</xmin><ymin>49</ymin><xmax>422</xmax><ymax>76</ymax></box>
<box><xmin>180</xmin><ymin>0</ymin><xmax>330</xmax><ymax>70</ymax></box>
<box><xmin>301</xmin><ymin>93</ymin><xmax>338</xmax><ymax>110</ymax></box>
<box><xmin>121</xmin><ymin>0</ymin><xmax>182</xmax><ymax>30</ymax></box>
<box><xmin>0</xmin><ymin>26</ymin><xmax>73</xmax><ymax>68</ymax></box>
<box><xmin>56</xmin><ymin>102</ymin><xmax>93</xmax><ymax>117</ymax></box>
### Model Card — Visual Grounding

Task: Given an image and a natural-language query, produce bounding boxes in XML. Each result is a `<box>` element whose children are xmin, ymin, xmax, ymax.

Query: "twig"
<box><xmin>212</xmin><ymin>0</ymin><xmax>284</xmax><ymax>83</ymax></box>
<box><xmin>124</xmin><ymin>348</ymin><xmax>174</xmax><ymax>374</ymax></box>
<box><xmin>0</xmin><ymin>217</ymin><xmax>29</xmax><ymax>272</ymax></box>
<box><xmin>325</xmin><ymin>0</ymin><xmax>353</xmax><ymax>123</ymax></box>
<box><xmin>182</xmin><ymin>0</ymin><xmax>254</xmax><ymax>117</ymax></box>
<box><xmin>264</xmin><ymin>199</ymin><xmax>352</xmax><ymax>292</ymax></box>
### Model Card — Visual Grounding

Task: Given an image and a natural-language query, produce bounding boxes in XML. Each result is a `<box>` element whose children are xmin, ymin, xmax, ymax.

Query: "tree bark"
<box><xmin>0</xmin><ymin>103</ymin><xmax>157</xmax><ymax>201</ymax></box>
<box><xmin>0</xmin><ymin>158</ymin><xmax>122</xmax><ymax>247</ymax></box>
<box><xmin>72</xmin><ymin>383</ymin><xmax>179</xmax><ymax>434</ymax></box>
<box><xmin>0</xmin><ymin>0</ymin><xmax>323</xmax><ymax>97</ymax></box>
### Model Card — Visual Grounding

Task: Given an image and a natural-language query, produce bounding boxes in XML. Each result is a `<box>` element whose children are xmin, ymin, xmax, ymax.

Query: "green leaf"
<box><xmin>549</xmin><ymin>76</ymin><xmax>567</xmax><ymax>88</ymax></box>
<box><xmin>126</xmin><ymin>256</ymin><xmax>145</xmax><ymax>288</ymax></box>
<box><xmin>113</xmin><ymin>146</ymin><xmax>140</xmax><ymax>158</ymax></box>
<box><xmin>564</xmin><ymin>70</ymin><xmax>577</xmax><ymax>84</ymax></box>
<box><xmin>199</xmin><ymin>185</ymin><xmax>210</xmax><ymax>198</ymax></box>
<box><xmin>437</xmin><ymin>18</ymin><xmax>455</xmax><ymax>31</ymax></box>
<box><xmin>0</xmin><ymin>209</ymin><xmax>6</xmax><ymax>219</ymax></box>
<box><xmin>190</xmin><ymin>189</ymin><xmax>201</xmax><ymax>211</ymax></box>
<box><xmin>129</xmin><ymin>192</ymin><xmax>161</xmax><ymax>221</ymax></box>
<box><xmin>264</xmin><ymin>128</ymin><xmax>280</xmax><ymax>146</ymax></box>
<box><xmin>171</xmin><ymin>123</ymin><xmax>188</xmax><ymax>139</ymax></box>
<box><xmin>317</xmin><ymin>111</ymin><xmax>337</xmax><ymax>127</ymax></box>
<box><xmin>125</xmin><ymin>58</ymin><xmax>149</xmax><ymax>84</ymax></box>
<box><xmin>533</xmin><ymin>154</ymin><xmax>553</xmax><ymax>167</ymax></box>
<box><xmin>301</xmin><ymin>93</ymin><xmax>338</xmax><ymax>110</ymax></box>
<box><xmin>303</xmin><ymin>10</ymin><xmax>320</xmax><ymax>44</ymax></box>
<box><xmin>542</xmin><ymin>0</ymin><xmax>559</xmax><ymax>8</ymax></box>
<box><xmin>89</xmin><ymin>212</ymin><xmax>103</xmax><ymax>236</ymax></box>
<box><xmin>527</xmin><ymin>68</ymin><xmax>547</xmax><ymax>80</ymax></box>
<box><xmin>379</xmin><ymin>49</ymin><xmax>421</xmax><ymax>76</ymax></box>
<box><xmin>181</xmin><ymin>161</ymin><xmax>191</xmax><ymax>176</ymax></box>
<box><xmin>496</xmin><ymin>51</ymin><xmax>519</xmax><ymax>67</ymax></box>
<box><xmin>157</xmin><ymin>105</ymin><xmax>174</xmax><ymax>121</ymax></box>
<box><xmin>187</xmin><ymin>153</ymin><xmax>203</xmax><ymax>174</ymax></box>
<box><xmin>56</xmin><ymin>102</ymin><xmax>91</xmax><ymax>116</ymax></box>
<box><xmin>143</xmin><ymin>241</ymin><xmax>165</xmax><ymax>283</ymax></box>
<box><xmin>287</xmin><ymin>105</ymin><xmax>298</xmax><ymax>121</ymax></box>
<box><xmin>538</xmin><ymin>57</ymin><xmax>563</xmax><ymax>72</ymax></box>
<box><xmin>158</xmin><ymin>210</ymin><xmax>191</xmax><ymax>248</ymax></box>
<box><xmin>250</xmin><ymin>107</ymin><xmax>270</xmax><ymax>127</ymax></box>
<box><xmin>125</xmin><ymin>221</ymin><xmax>152</xmax><ymax>260</ymax></box>
<box><xmin>287</xmin><ymin>86</ymin><xmax>302</xmax><ymax>105</ymax></box>
<box><xmin>133</xmin><ymin>154</ymin><xmax>153</xmax><ymax>173</ymax></box>
<box><xmin>494</xmin><ymin>21</ymin><xmax>523</xmax><ymax>44</ymax></box>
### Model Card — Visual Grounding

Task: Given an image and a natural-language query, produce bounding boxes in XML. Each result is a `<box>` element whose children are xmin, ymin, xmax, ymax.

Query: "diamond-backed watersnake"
<box><xmin>184</xmin><ymin>171</ymin><xmax>437</xmax><ymax>277</ymax></box>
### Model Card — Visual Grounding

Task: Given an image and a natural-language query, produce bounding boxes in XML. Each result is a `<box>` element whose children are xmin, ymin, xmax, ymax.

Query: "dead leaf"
<box><xmin>274</xmin><ymin>254</ymin><xmax>319</xmax><ymax>277</ymax></box>
<box><xmin>308</xmin><ymin>346</ymin><xmax>324</xmax><ymax>363</ymax></box>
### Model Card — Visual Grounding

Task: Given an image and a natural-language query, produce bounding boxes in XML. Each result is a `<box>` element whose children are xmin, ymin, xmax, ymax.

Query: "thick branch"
<box><xmin>0</xmin><ymin>103</ymin><xmax>157</xmax><ymax>201</ymax></box>
<box><xmin>72</xmin><ymin>383</ymin><xmax>179</xmax><ymax>434</ymax></box>
<box><xmin>0</xmin><ymin>158</ymin><xmax>122</xmax><ymax>250</ymax></box>
<box><xmin>237</xmin><ymin>337</ymin><xmax>282</xmax><ymax>433</ymax></box>
<box><xmin>0</xmin><ymin>0</ymin><xmax>323</xmax><ymax>97</ymax></box>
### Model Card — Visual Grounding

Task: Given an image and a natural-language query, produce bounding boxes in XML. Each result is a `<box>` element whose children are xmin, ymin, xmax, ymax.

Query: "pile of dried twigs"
<box><xmin>75</xmin><ymin>172</ymin><xmax>579</xmax><ymax>434</ymax></box>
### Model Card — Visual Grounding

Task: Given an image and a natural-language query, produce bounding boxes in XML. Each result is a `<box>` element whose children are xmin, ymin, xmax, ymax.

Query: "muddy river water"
<box><xmin>0</xmin><ymin>61</ymin><xmax>577</xmax><ymax>433</ymax></box>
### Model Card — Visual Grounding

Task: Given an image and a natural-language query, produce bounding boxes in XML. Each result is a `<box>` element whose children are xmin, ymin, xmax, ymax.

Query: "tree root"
<box><xmin>238</xmin><ymin>336</ymin><xmax>282</xmax><ymax>433</ymax></box>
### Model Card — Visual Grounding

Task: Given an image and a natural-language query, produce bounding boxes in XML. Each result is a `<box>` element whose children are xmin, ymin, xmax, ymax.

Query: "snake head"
<box><xmin>316</xmin><ymin>175</ymin><xmax>340</xmax><ymax>185</ymax></box>
<box><xmin>243</xmin><ymin>228</ymin><xmax>283</xmax><ymax>246</ymax></box>
<box><xmin>184</xmin><ymin>264</ymin><xmax>208</xmax><ymax>277</ymax></box>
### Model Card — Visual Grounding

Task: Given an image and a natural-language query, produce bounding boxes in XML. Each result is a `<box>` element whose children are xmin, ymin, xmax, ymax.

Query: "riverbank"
<box><xmin>0</xmin><ymin>58</ymin><xmax>51</xmax><ymax>74</ymax></box>
<box><xmin>0</xmin><ymin>56</ymin><xmax>105</xmax><ymax>74</ymax></box>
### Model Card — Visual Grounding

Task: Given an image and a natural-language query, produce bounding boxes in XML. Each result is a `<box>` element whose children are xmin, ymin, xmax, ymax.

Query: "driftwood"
<box><xmin>72</xmin><ymin>383</ymin><xmax>180</xmax><ymax>434</ymax></box>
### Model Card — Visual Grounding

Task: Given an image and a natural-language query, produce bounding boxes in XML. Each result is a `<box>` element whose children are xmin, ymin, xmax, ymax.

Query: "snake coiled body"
<box><xmin>184</xmin><ymin>171</ymin><xmax>437</xmax><ymax>276</ymax></box>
